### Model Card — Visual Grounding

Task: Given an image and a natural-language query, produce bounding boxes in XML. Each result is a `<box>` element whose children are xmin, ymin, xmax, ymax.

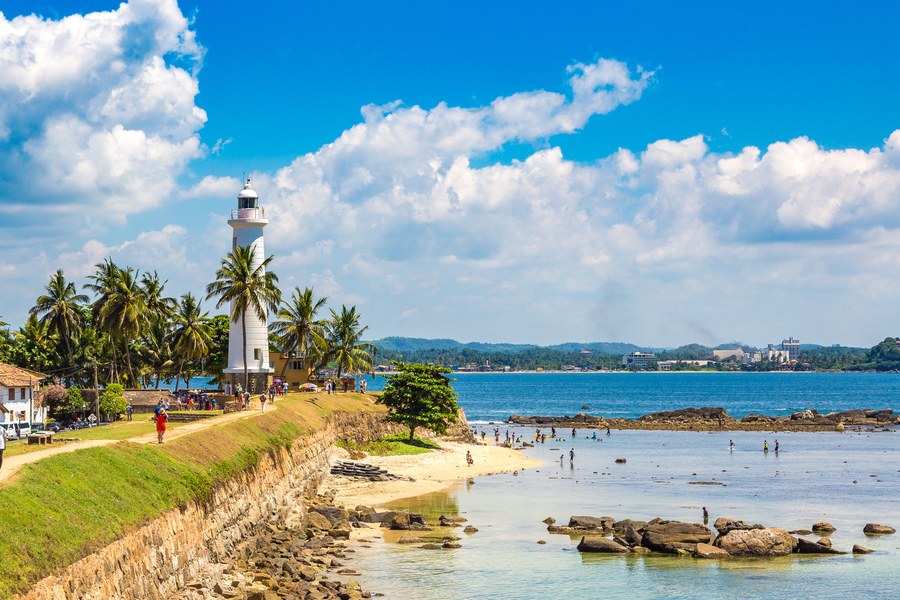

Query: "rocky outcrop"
<box><xmin>852</xmin><ymin>545</ymin><xmax>874</xmax><ymax>554</ymax></box>
<box><xmin>639</xmin><ymin>407</ymin><xmax>728</xmax><ymax>421</ymax></box>
<box><xmin>796</xmin><ymin>538</ymin><xmax>846</xmax><ymax>554</ymax></box>
<box><xmin>812</xmin><ymin>522</ymin><xmax>836</xmax><ymax>533</ymax></box>
<box><xmin>694</xmin><ymin>543</ymin><xmax>731</xmax><ymax>558</ymax></box>
<box><xmin>715</xmin><ymin>528</ymin><xmax>792</xmax><ymax>556</ymax></box>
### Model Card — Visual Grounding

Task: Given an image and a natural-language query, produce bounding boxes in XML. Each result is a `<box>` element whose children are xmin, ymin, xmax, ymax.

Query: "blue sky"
<box><xmin>1</xmin><ymin>0</ymin><xmax>899</xmax><ymax>347</ymax></box>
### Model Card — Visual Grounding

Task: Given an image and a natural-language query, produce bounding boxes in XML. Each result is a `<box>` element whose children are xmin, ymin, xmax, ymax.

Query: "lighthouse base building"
<box><xmin>221</xmin><ymin>179</ymin><xmax>275</xmax><ymax>395</ymax></box>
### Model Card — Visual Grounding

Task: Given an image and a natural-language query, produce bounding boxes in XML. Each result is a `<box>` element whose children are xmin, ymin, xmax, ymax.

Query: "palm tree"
<box><xmin>14</xmin><ymin>314</ymin><xmax>59</xmax><ymax>372</ymax></box>
<box><xmin>323</xmin><ymin>305</ymin><xmax>376</xmax><ymax>381</ymax></box>
<box><xmin>30</xmin><ymin>269</ymin><xmax>89</xmax><ymax>375</ymax></box>
<box><xmin>206</xmin><ymin>245</ymin><xmax>281</xmax><ymax>391</ymax></box>
<box><xmin>141</xmin><ymin>271</ymin><xmax>175</xmax><ymax>324</ymax></box>
<box><xmin>85</xmin><ymin>258</ymin><xmax>122</xmax><ymax>383</ymax></box>
<box><xmin>269</xmin><ymin>287</ymin><xmax>328</xmax><ymax>379</ymax></box>
<box><xmin>171</xmin><ymin>293</ymin><xmax>213</xmax><ymax>391</ymax></box>
<box><xmin>100</xmin><ymin>267</ymin><xmax>148</xmax><ymax>388</ymax></box>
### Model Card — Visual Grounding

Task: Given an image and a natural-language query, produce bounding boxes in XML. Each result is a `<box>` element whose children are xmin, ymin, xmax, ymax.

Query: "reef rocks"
<box><xmin>863</xmin><ymin>523</ymin><xmax>896</xmax><ymax>535</ymax></box>
<box><xmin>715</xmin><ymin>528</ymin><xmax>793</xmax><ymax>557</ymax></box>
<box><xmin>641</xmin><ymin>521</ymin><xmax>714</xmax><ymax>552</ymax></box>
<box><xmin>576</xmin><ymin>537</ymin><xmax>629</xmax><ymax>553</ymax></box>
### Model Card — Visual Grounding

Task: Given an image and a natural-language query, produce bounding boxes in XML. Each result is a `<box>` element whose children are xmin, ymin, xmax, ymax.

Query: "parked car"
<box><xmin>42</xmin><ymin>422</ymin><xmax>61</xmax><ymax>434</ymax></box>
<box><xmin>0</xmin><ymin>422</ymin><xmax>30</xmax><ymax>440</ymax></box>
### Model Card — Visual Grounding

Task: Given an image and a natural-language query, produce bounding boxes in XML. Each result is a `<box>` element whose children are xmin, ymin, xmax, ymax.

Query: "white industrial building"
<box><xmin>781</xmin><ymin>337</ymin><xmax>801</xmax><ymax>361</ymax></box>
<box><xmin>623</xmin><ymin>352</ymin><xmax>658</xmax><ymax>368</ymax></box>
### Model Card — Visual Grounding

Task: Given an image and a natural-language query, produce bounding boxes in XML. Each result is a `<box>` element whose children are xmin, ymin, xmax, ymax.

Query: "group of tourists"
<box><xmin>172</xmin><ymin>392</ymin><xmax>216</xmax><ymax>411</ymax></box>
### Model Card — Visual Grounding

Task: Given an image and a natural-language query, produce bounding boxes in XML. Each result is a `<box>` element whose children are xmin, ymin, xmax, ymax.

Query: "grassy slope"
<box><xmin>0</xmin><ymin>393</ymin><xmax>385</xmax><ymax>599</ymax></box>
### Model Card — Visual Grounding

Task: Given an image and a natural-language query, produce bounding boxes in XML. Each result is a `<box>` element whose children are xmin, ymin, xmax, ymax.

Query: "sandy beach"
<box><xmin>323</xmin><ymin>440</ymin><xmax>541</xmax><ymax>507</ymax></box>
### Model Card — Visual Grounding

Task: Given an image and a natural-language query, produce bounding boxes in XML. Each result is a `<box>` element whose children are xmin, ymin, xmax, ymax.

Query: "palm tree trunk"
<box><xmin>175</xmin><ymin>360</ymin><xmax>184</xmax><ymax>391</ymax></box>
<box><xmin>125</xmin><ymin>341</ymin><xmax>136</xmax><ymax>388</ymax></box>
<box><xmin>155</xmin><ymin>370</ymin><xmax>161</xmax><ymax>389</ymax></box>
<box><xmin>110</xmin><ymin>340</ymin><xmax>119</xmax><ymax>384</ymax></box>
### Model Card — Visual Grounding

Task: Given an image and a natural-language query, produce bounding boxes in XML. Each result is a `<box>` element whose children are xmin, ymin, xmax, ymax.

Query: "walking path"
<box><xmin>0</xmin><ymin>404</ymin><xmax>278</xmax><ymax>484</ymax></box>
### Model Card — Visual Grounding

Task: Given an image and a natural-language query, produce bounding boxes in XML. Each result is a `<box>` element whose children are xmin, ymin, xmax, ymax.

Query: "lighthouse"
<box><xmin>222</xmin><ymin>179</ymin><xmax>274</xmax><ymax>394</ymax></box>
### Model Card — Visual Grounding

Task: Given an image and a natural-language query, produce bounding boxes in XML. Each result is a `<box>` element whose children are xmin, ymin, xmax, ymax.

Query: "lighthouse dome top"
<box><xmin>237</xmin><ymin>178</ymin><xmax>258</xmax><ymax>208</ymax></box>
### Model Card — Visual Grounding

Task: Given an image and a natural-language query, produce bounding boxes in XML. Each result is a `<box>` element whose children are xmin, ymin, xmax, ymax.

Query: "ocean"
<box><xmin>343</xmin><ymin>372</ymin><xmax>900</xmax><ymax>599</ymax></box>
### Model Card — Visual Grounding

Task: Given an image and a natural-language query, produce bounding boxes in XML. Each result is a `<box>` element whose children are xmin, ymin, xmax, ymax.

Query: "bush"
<box><xmin>99</xmin><ymin>384</ymin><xmax>127</xmax><ymax>420</ymax></box>
<box><xmin>43</xmin><ymin>384</ymin><xmax>67</xmax><ymax>410</ymax></box>
<box><xmin>54</xmin><ymin>388</ymin><xmax>86</xmax><ymax>419</ymax></box>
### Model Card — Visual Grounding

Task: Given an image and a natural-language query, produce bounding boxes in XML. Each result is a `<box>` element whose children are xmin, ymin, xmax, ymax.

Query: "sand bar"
<box><xmin>325</xmin><ymin>440</ymin><xmax>541</xmax><ymax>507</ymax></box>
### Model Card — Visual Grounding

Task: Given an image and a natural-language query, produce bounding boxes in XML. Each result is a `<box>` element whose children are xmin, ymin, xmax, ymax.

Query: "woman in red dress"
<box><xmin>156</xmin><ymin>408</ymin><xmax>168</xmax><ymax>444</ymax></box>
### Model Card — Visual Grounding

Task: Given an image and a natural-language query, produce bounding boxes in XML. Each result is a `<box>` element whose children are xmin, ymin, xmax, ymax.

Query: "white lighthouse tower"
<box><xmin>222</xmin><ymin>178</ymin><xmax>274</xmax><ymax>394</ymax></box>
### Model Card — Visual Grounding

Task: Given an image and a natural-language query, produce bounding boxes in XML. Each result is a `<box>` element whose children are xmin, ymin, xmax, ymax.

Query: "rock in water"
<box><xmin>817</xmin><ymin>537</ymin><xmax>832</xmax><ymax>547</ymax></box>
<box><xmin>863</xmin><ymin>523</ymin><xmax>896</xmax><ymax>535</ymax></box>
<box><xmin>641</xmin><ymin>521</ymin><xmax>714</xmax><ymax>552</ymax></box>
<box><xmin>694</xmin><ymin>543</ymin><xmax>731</xmax><ymax>558</ymax></box>
<box><xmin>852</xmin><ymin>544</ymin><xmax>874</xmax><ymax>554</ymax></box>
<box><xmin>582</xmin><ymin>405</ymin><xmax>590</xmax><ymax>410</ymax></box>
<box><xmin>397</xmin><ymin>536</ymin><xmax>424</xmax><ymax>544</ymax></box>
<box><xmin>463</xmin><ymin>525</ymin><xmax>479</xmax><ymax>534</ymax></box>
<box><xmin>715</xmin><ymin>528</ymin><xmax>793</xmax><ymax>556</ymax></box>
<box><xmin>795</xmin><ymin>538</ymin><xmax>846</xmax><ymax>554</ymax></box>
<box><xmin>568</xmin><ymin>516</ymin><xmax>615</xmax><ymax>530</ymax></box>
<box><xmin>615</xmin><ymin>458</ymin><xmax>627</xmax><ymax>463</ymax></box>
<box><xmin>812</xmin><ymin>522</ymin><xmax>836</xmax><ymax>533</ymax></box>
<box><xmin>713</xmin><ymin>517</ymin><xmax>734</xmax><ymax>534</ymax></box>
<box><xmin>577</xmin><ymin>536</ymin><xmax>629</xmax><ymax>553</ymax></box>
<box><xmin>439</xmin><ymin>514</ymin><xmax>467</xmax><ymax>527</ymax></box>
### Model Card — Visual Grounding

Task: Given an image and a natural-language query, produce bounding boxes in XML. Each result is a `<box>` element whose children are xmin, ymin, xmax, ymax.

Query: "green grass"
<box><xmin>0</xmin><ymin>392</ymin><xmax>385</xmax><ymax>599</ymax></box>
<box><xmin>339</xmin><ymin>433</ymin><xmax>439</xmax><ymax>457</ymax></box>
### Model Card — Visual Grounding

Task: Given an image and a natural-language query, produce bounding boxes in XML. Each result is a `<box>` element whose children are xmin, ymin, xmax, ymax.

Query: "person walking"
<box><xmin>466</xmin><ymin>450</ymin><xmax>473</xmax><ymax>466</ymax></box>
<box><xmin>775</xmin><ymin>439</ymin><xmax>779</xmax><ymax>452</ymax></box>
<box><xmin>126</xmin><ymin>403</ymin><xmax>133</xmax><ymax>421</ymax></box>
<box><xmin>730</xmin><ymin>439</ymin><xmax>734</xmax><ymax>451</ymax></box>
<box><xmin>260</xmin><ymin>392</ymin><xmax>268</xmax><ymax>413</ymax></box>
<box><xmin>569</xmin><ymin>448</ymin><xmax>575</xmax><ymax>463</ymax></box>
<box><xmin>764</xmin><ymin>440</ymin><xmax>769</xmax><ymax>452</ymax></box>
<box><xmin>156</xmin><ymin>408</ymin><xmax>168</xmax><ymax>444</ymax></box>
<box><xmin>268</xmin><ymin>385</ymin><xmax>275</xmax><ymax>404</ymax></box>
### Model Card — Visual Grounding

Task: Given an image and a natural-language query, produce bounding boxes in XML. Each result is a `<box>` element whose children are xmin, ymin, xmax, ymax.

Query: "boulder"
<box><xmin>713</xmin><ymin>517</ymin><xmax>734</xmax><ymax>534</ymax></box>
<box><xmin>421</xmin><ymin>543</ymin><xmax>442</xmax><ymax>549</ymax></box>
<box><xmin>613</xmin><ymin>519</ymin><xmax>648</xmax><ymax>534</ymax></box>
<box><xmin>313</xmin><ymin>506</ymin><xmax>350</xmax><ymax>527</ymax></box>
<box><xmin>582</xmin><ymin>405</ymin><xmax>590</xmax><ymax>410</ymax></box>
<box><xmin>397</xmin><ymin>536</ymin><xmax>424</xmax><ymax>544</ymax></box>
<box><xmin>625</xmin><ymin>525</ymin><xmax>642</xmax><ymax>546</ymax></box>
<box><xmin>577</xmin><ymin>536</ymin><xmax>629</xmax><ymax>553</ymax></box>
<box><xmin>796</xmin><ymin>538</ymin><xmax>845</xmax><ymax>554</ymax></box>
<box><xmin>306</xmin><ymin>511</ymin><xmax>333</xmax><ymax>531</ymax></box>
<box><xmin>641</xmin><ymin>521</ymin><xmax>714</xmax><ymax>552</ymax></box>
<box><xmin>824</xmin><ymin>409</ymin><xmax>865</xmax><ymax>421</ymax></box>
<box><xmin>812</xmin><ymin>522</ymin><xmax>836</xmax><ymax>533</ymax></box>
<box><xmin>714</xmin><ymin>528</ymin><xmax>792</xmax><ymax>557</ymax></box>
<box><xmin>542</xmin><ymin>517</ymin><xmax>556</xmax><ymax>525</ymax></box>
<box><xmin>568</xmin><ymin>516</ymin><xmax>615</xmax><ymax>530</ymax></box>
<box><xmin>442</xmin><ymin>542</ymin><xmax>461</xmax><ymax>549</ymax></box>
<box><xmin>716</xmin><ymin>520</ymin><xmax>764</xmax><ymax>534</ymax></box>
<box><xmin>817</xmin><ymin>537</ymin><xmax>832</xmax><ymax>547</ymax></box>
<box><xmin>386</xmin><ymin>511</ymin><xmax>410</xmax><ymax>530</ymax></box>
<box><xmin>788</xmin><ymin>530</ymin><xmax>812</xmax><ymax>535</ymax></box>
<box><xmin>694</xmin><ymin>543</ymin><xmax>731</xmax><ymax>558</ymax></box>
<box><xmin>852</xmin><ymin>544</ymin><xmax>874</xmax><ymax>554</ymax></box>
<box><xmin>439</xmin><ymin>514</ymin><xmax>468</xmax><ymax>525</ymax></box>
<box><xmin>463</xmin><ymin>526</ymin><xmax>478</xmax><ymax>534</ymax></box>
<box><xmin>615</xmin><ymin>458</ymin><xmax>626</xmax><ymax>463</ymax></box>
<box><xmin>863</xmin><ymin>523</ymin><xmax>895</xmax><ymax>535</ymax></box>
<box><xmin>741</xmin><ymin>414</ymin><xmax>760</xmax><ymax>423</ymax></box>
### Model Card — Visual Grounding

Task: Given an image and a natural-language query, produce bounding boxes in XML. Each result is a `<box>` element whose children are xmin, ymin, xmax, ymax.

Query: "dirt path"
<box><xmin>0</xmin><ymin>404</ymin><xmax>278</xmax><ymax>484</ymax></box>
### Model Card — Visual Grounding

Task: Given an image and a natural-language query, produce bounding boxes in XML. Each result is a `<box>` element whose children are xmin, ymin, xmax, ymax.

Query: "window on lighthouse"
<box><xmin>254</xmin><ymin>348</ymin><xmax>261</xmax><ymax>360</ymax></box>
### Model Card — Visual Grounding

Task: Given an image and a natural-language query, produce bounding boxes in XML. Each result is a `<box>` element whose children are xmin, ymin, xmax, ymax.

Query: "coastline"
<box><xmin>323</xmin><ymin>440</ymin><xmax>540</xmax><ymax>507</ymax></box>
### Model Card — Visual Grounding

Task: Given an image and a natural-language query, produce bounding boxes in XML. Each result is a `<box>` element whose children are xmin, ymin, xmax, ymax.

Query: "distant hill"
<box><xmin>546</xmin><ymin>342</ymin><xmax>644</xmax><ymax>354</ymax></box>
<box><xmin>368</xmin><ymin>337</ymin><xmax>642</xmax><ymax>354</ymax></box>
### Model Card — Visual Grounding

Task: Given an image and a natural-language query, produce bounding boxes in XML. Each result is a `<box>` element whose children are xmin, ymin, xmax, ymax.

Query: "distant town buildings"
<box><xmin>713</xmin><ymin>349</ymin><xmax>743</xmax><ymax>362</ymax></box>
<box><xmin>623</xmin><ymin>351</ymin><xmax>658</xmax><ymax>368</ymax></box>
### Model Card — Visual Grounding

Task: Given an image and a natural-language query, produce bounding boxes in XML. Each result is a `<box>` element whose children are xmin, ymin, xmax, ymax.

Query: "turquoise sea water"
<box><xmin>341</xmin><ymin>373</ymin><xmax>900</xmax><ymax>599</ymax></box>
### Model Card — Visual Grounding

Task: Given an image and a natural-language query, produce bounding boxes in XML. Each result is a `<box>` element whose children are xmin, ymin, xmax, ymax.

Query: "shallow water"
<box><xmin>347</xmin><ymin>427</ymin><xmax>900</xmax><ymax>599</ymax></box>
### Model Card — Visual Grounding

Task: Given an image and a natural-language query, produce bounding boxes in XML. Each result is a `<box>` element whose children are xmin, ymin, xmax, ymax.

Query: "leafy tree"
<box><xmin>99</xmin><ymin>383</ymin><xmax>127</xmax><ymax>420</ymax></box>
<box><xmin>30</xmin><ymin>269</ymin><xmax>88</xmax><ymax>376</ymax></box>
<box><xmin>56</xmin><ymin>387</ymin><xmax>87</xmax><ymax>420</ymax></box>
<box><xmin>206</xmin><ymin>245</ymin><xmax>281</xmax><ymax>390</ymax></box>
<box><xmin>141</xmin><ymin>319</ymin><xmax>174</xmax><ymax>388</ymax></box>
<box><xmin>10</xmin><ymin>314</ymin><xmax>59</xmax><ymax>372</ymax></box>
<box><xmin>323</xmin><ymin>305</ymin><xmax>376</xmax><ymax>380</ymax></box>
<box><xmin>377</xmin><ymin>361</ymin><xmax>459</xmax><ymax>441</ymax></box>
<box><xmin>203</xmin><ymin>315</ymin><xmax>230</xmax><ymax>385</ymax></box>
<box><xmin>270</xmin><ymin>286</ymin><xmax>328</xmax><ymax>378</ymax></box>
<box><xmin>140</xmin><ymin>271</ymin><xmax>175</xmax><ymax>324</ymax></box>
<box><xmin>85</xmin><ymin>258</ymin><xmax>123</xmax><ymax>383</ymax></box>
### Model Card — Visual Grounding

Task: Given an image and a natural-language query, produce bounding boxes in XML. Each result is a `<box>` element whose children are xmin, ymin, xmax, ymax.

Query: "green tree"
<box><xmin>377</xmin><ymin>361</ymin><xmax>459</xmax><ymax>441</ymax></box>
<box><xmin>100</xmin><ymin>267</ymin><xmax>148</xmax><ymax>388</ymax></box>
<box><xmin>269</xmin><ymin>286</ymin><xmax>328</xmax><ymax>379</ymax></box>
<box><xmin>56</xmin><ymin>387</ymin><xmax>87</xmax><ymax>420</ymax></box>
<box><xmin>206</xmin><ymin>245</ymin><xmax>281</xmax><ymax>390</ymax></box>
<box><xmin>140</xmin><ymin>319</ymin><xmax>174</xmax><ymax>388</ymax></box>
<box><xmin>99</xmin><ymin>383</ymin><xmax>128</xmax><ymax>420</ymax></box>
<box><xmin>29</xmin><ymin>269</ymin><xmax>88</xmax><ymax>376</ymax></box>
<box><xmin>171</xmin><ymin>293</ymin><xmax>213</xmax><ymax>391</ymax></box>
<box><xmin>203</xmin><ymin>314</ymin><xmax>230</xmax><ymax>385</ymax></box>
<box><xmin>11</xmin><ymin>314</ymin><xmax>59</xmax><ymax>372</ymax></box>
<box><xmin>323</xmin><ymin>305</ymin><xmax>376</xmax><ymax>380</ymax></box>
<box><xmin>140</xmin><ymin>271</ymin><xmax>175</xmax><ymax>324</ymax></box>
